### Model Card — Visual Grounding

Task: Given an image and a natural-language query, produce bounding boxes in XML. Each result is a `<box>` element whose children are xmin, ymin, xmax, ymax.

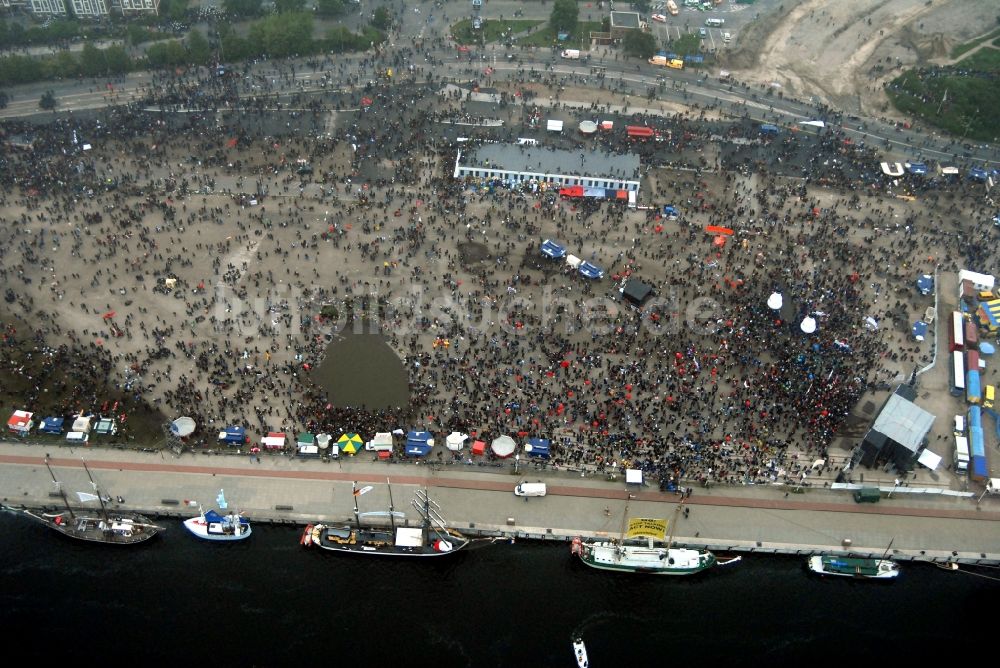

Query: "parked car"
<box><xmin>698</xmin><ymin>27</ymin><xmax>708</xmax><ymax>38</ymax></box>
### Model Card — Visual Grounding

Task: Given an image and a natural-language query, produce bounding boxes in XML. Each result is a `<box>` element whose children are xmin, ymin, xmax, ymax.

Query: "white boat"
<box><xmin>807</xmin><ymin>537</ymin><xmax>899</xmax><ymax>580</ymax></box>
<box><xmin>807</xmin><ymin>555</ymin><xmax>899</xmax><ymax>579</ymax></box>
<box><xmin>183</xmin><ymin>491</ymin><xmax>251</xmax><ymax>542</ymax></box>
<box><xmin>573</xmin><ymin>637</ymin><xmax>589</xmax><ymax>668</ymax></box>
<box><xmin>571</xmin><ymin>500</ymin><xmax>715</xmax><ymax>575</ymax></box>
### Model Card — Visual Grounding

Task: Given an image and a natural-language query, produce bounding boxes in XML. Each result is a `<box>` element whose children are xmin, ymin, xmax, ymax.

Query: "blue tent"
<box><xmin>524</xmin><ymin>437</ymin><xmax>551</xmax><ymax>459</ymax></box>
<box><xmin>663</xmin><ymin>205</ymin><xmax>679</xmax><ymax>218</ymax></box>
<box><xmin>39</xmin><ymin>416</ymin><xmax>64</xmax><ymax>434</ymax></box>
<box><xmin>540</xmin><ymin>239</ymin><xmax>567</xmax><ymax>259</ymax></box>
<box><xmin>219</xmin><ymin>426</ymin><xmax>245</xmax><ymax>445</ymax></box>
<box><xmin>969</xmin><ymin>168</ymin><xmax>988</xmax><ymax>182</ymax></box>
<box><xmin>911</xmin><ymin>321</ymin><xmax>928</xmax><ymax>341</ymax></box>
<box><xmin>405</xmin><ymin>430</ymin><xmax>433</xmax><ymax>457</ymax></box>
<box><xmin>981</xmin><ymin>342</ymin><xmax>996</xmax><ymax>356</ymax></box>
<box><xmin>907</xmin><ymin>162</ymin><xmax>928</xmax><ymax>175</ymax></box>
<box><xmin>578</xmin><ymin>261</ymin><xmax>604</xmax><ymax>279</ymax></box>
<box><xmin>916</xmin><ymin>274</ymin><xmax>933</xmax><ymax>295</ymax></box>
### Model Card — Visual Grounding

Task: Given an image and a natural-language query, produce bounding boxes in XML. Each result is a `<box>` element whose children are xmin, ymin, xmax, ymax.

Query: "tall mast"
<box><xmin>665</xmin><ymin>499</ymin><xmax>684</xmax><ymax>551</ymax></box>
<box><xmin>352</xmin><ymin>481</ymin><xmax>361</xmax><ymax>529</ymax></box>
<box><xmin>44</xmin><ymin>457</ymin><xmax>74</xmax><ymax>519</ymax></box>
<box><xmin>386</xmin><ymin>477</ymin><xmax>397</xmax><ymax>534</ymax></box>
<box><xmin>616</xmin><ymin>494</ymin><xmax>632</xmax><ymax>545</ymax></box>
<box><xmin>880</xmin><ymin>536</ymin><xmax>895</xmax><ymax>561</ymax></box>
<box><xmin>82</xmin><ymin>459</ymin><xmax>110</xmax><ymax>523</ymax></box>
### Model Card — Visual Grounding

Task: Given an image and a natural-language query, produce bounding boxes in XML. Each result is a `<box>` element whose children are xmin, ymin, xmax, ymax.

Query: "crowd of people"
<box><xmin>0</xmin><ymin>49</ymin><xmax>994</xmax><ymax>491</ymax></box>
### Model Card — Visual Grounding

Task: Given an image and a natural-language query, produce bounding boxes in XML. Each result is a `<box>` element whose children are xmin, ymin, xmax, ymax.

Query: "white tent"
<box><xmin>565</xmin><ymin>254</ymin><xmax>582</xmax><ymax>269</ymax></box>
<box><xmin>71</xmin><ymin>416</ymin><xmax>92</xmax><ymax>433</ymax></box>
<box><xmin>625</xmin><ymin>468</ymin><xmax>643</xmax><ymax>484</ymax></box>
<box><xmin>546</xmin><ymin>119</ymin><xmax>564</xmax><ymax>133</ymax></box>
<box><xmin>445</xmin><ymin>432</ymin><xmax>468</xmax><ymax>452</ymax></box>
<box><xmin>917</xmin><ymin>448</ymin><xmax>941</xmax><ymax>471</ymax></box>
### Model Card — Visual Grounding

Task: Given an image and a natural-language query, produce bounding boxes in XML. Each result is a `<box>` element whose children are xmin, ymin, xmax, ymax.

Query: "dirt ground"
<box><xmin>723</xmin><ymin>0</ymin><xmax>999</xmax><ymax>119</ymax></box>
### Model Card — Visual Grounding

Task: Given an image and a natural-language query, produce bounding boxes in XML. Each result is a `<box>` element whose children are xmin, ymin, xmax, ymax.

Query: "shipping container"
<box><xmin>967</xmin><ymin>368</ymin><xmax>982</xmax><ymax>404</ymax></box>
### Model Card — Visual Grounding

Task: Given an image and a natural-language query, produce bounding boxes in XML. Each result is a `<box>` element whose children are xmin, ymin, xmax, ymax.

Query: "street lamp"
<box><xmin>888</xmin><ymin>478</ymin><xmax>900</xmax><ymax>498</ymax></box>
<box><xmin>514</xmin><ymin>454</ymin><xmax>520</xmax><ymax>475</ymax></box>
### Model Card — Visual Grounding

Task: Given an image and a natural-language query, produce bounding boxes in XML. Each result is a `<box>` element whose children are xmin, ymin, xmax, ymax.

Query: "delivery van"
<box><xmin>514</xmin><ymin>482</ymin><xmax>547</xmax><ymax>497</ymax></box>
<box><xmin>66</xmin><ymin>431</ymin><xmax>89</xmax><ymax>444</ymax></box>
<box><xmin>705</xmin><ymin>18</ymin><xmax>724</xmax><ymax>27</ymax></box>
<box><xmin>561</xmin><ymin>49</ymin><xmax>581</xmax><ymax>60</ymax></box>
<box><xmin>986</xmin><ymin>384</ymin><xmax>995</xmax><ymax>408</ymax></box>
<box><xmin>365</xmin><ymin>432</ymin><xmax>394</xmax><ymax>452</ymax></box>
<box><xmin>954</xmin><ymin>435</ymin><xmax>970</xmax><ymax>473</ymax></box>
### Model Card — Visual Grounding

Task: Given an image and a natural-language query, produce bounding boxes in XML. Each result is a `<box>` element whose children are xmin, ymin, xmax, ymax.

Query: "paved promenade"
<box><xmin>2</xmin><ymin>440</ymin><xmax>999</xmax><ymax>566</ymax></box>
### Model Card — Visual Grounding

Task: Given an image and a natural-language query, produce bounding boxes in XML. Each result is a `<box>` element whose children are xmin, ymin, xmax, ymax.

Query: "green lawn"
<box><xmin>886</xmin><ymin>68</ymin><xmax>1000</xmax><ymax>142</ymax></box>
<box><xmin>958</xmin><ymin>46</ymin><xmax>1000</xmax><ymax>71</ymax></box>
<box><xmin>949</xmin><ymin>28</ymin><xmax>1000</xmax><ymax>60</ymax></box>
<box><xmin>516</xmin><ymin>20</ymin><xmax>603</xmax><ymax>49</ymax></box>
<box><xmin>452</xmin><ymin>18</ymin><xmax>542</xmax><ymax>45</ymax></box>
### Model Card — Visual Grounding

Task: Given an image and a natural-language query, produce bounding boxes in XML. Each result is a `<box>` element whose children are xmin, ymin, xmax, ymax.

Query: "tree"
<box><xmin>247</xmin><ymin>12</ymin><xmax>314</xmax><ymax>58</ymax></box>
<box><xmin>80</xmin><ymin>42</ymin><xmax>107</xmax><ymax>76</ymax></box>
<box><xmin>186</xmin><ymin>28</ymin><xmax>211</xmax><ymax>65</ymax></box>
<box><xmin>622</xmin><ymin>29</ymin><xmax>656</xmax><ymax>59</ymax></box>
<box><xmin>315</xmin><ymin>0</ymin><xmax>346</xmax><ymax>17</ymax></box>
<box><xmin>162</xmin><ymin>0</ymin><xmax>190</xmax><ymax>21</ymax></box>
<box><xmin>371</xmin><ymin>6</ymin><xmax>391</xmax><ymax>30</ymax></box>
<box><xmin>223</xmin><ymin>0</ymin><xmax>263</xmax><ymax>19</ymax></box>
<box><xmin>38</xmin><ymin>89</ymin><xmax>56</xmax><ymax>110</ymax></box>
<box><xmin>103</xmin><ymin>45</ymin><xmax>131</xmax><ymax>74</ymax></box>
<box><xmin>275</xmin><ymin>0</ymin><xmax>306</xmax><ymax>13</ymax></box>
<box><xmin>549</xmin><ymin>0</ymin><xmax>578</xmax><ymax>35</ymax></box>
<box><xmin>0</xmin><ymin>90</ymin><xmax>9</xmax><ymax>109</ymax></box>
<box><xmin>670</xmin><ymin>32</ymin><xmax>701</xmax><ymax>57</ymax></box>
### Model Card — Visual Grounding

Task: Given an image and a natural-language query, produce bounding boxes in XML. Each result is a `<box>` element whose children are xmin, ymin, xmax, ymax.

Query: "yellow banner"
<box><xmin>626</xmin><ymin>518</ymin><xmax>667</xmax><ymax>540</ymax></box>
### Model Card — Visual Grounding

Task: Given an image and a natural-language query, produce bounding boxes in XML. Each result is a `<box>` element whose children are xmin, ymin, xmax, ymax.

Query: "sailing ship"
<box><xmin>571</xmin><ymin>498</ymin><xmax>716</xmax><ymax>575</ymax></box>
<box><xmin>300</xmin><ymin>480</ymin><xmax>471</xmax><ymax>557</ymax></box>
<box><xmin>183</xmin><ymin>489</ymin><xmax>251</xmax><ymax>542</ymax></box>
<box><xmin>806</xmin><ymin>538</ymin><xmax>900</xmax><ymax>579</ymax></box>
<box><xmin>1</xmin><ymin>457</ymin><xmax>163</xmax><ymax>545</ymax></box>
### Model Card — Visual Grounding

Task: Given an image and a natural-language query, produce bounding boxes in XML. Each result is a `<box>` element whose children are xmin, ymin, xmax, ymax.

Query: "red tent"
<box><xmin>471</xmin><ymin>440</ymin><xmax>486</xmax><ymax>456</ymax></box>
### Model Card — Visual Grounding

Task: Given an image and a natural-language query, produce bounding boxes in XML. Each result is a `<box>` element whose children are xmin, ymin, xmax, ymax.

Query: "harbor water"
<box><xmin>0</xmin><ymin>511</ymin><xmax>994</xmax><ymax>665</ymax></box>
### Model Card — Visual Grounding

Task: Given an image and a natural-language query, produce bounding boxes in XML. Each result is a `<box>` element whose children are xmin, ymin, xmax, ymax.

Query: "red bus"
<box><xmin>626</xmin><ymin>125</ymin><xmax>654</xmax><ymax>138</ymax></box>
<box><xmin>950</xmin><ymin>312</ymin><xmax>965</xmax><ymax>352</ymax></box>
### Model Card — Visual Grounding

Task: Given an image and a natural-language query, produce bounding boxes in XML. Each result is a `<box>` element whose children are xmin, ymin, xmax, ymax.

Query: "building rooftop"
<box><xmin>868</xmin><ymin>388</ymin><xmax>935</xmax><ymax>454</ymax></box>
<box><xmin>461</xmin><ymin>144</ymin><xmax>640</xmax><ymax>181</ymax></box>
<box><xmin>610</xmin><ymin>11</ymin><xmax>641</xmax><ymax>29</ymax></box>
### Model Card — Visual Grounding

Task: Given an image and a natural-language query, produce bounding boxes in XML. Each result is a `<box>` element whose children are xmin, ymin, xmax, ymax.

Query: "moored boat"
<box><xmin>571</xmin><ymin>500</ymin><xmax>716</xmax><ymax>575</ymax></box>
<box><xmin>183</xmin><ymin>508</ymin><xmax>251</xmax><ymax>541</ymax></box>
<box><xmin>183</xmin><ymin>490</ymin><xmax>251</xmax><ymax>542</ymax></box>
<box><xmin>301</xmin><ymin>480</ymin><xmax>470</xmax><ymax>557</ymax></box>
<box><xmin>2</xmin><ymin>457</ymin><xmax>163</xmax><ymax>546</ymax></box>
<box><xmin>807</xmin><ymin>555</ymin><xmax>900</xmax><ymax>579</ymax></box>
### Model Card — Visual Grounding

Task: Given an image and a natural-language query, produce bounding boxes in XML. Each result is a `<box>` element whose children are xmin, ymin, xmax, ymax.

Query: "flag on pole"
<box><xmin>76</xmin><ymin>492</ymin><xmax>100</xmax><ymax>503</ymax></box>
<box><xmin>217</xmin><ymin>489</ymin><xmax>228</xmax><ymax>510</ymax></box>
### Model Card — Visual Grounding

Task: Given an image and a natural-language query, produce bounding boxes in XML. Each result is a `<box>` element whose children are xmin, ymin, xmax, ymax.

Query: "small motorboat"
<box><xmin>573</xmin><ymin>637</ymin><xmax>589</xmax><ymax>668</ymax></box>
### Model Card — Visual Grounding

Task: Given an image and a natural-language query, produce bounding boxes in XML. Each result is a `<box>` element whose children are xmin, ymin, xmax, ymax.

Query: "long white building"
<box><xmin>453</xmin><ymin>144</ymin><xmax>641</xmax><ymax>193</ymax></box>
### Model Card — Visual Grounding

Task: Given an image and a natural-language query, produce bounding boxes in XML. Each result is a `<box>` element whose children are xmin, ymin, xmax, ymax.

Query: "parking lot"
<box><xmin>647</xmin><ymin>0</ymin><xmax>742</xmax><ymax>50</ymax></box>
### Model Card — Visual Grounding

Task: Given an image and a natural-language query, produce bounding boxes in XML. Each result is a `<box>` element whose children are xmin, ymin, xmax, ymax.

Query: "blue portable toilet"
<box><xmin>916</xmin><ymin>274</ymin><xmax>933</xmax><ymax>295</ymax></box>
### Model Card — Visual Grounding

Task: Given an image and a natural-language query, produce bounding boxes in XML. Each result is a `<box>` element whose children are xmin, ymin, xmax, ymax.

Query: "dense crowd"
<box><xmin>1</xmin><ymin>53</ymin><xmax>994</xmax><ymax>491</ymax></box>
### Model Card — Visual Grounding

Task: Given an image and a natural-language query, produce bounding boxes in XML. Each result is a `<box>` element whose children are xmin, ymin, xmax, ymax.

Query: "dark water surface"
<box><xmin>311</xmin><ymin>332</ymin><xmax>409</xmax><ymax>411</ymax></box>
<box><xmin>0</xmin><ymin>512</ymin><xmax>993</xmax><ymax>666</ymax></box>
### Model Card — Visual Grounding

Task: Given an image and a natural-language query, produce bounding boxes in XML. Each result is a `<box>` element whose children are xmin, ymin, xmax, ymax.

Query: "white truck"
<box><xmin>561</xmin><ymin>49</ymin><xmax>581</xmax><ymax>60</ymax></box>
<box><xmin>366</xmin><ymin>432</ymin><xmax>394</xmax><ymax>452</ymax></box>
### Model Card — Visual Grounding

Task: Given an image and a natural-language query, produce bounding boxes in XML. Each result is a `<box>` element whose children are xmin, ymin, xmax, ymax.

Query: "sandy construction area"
<box><xmin>724</xmin><ymin>0</ymin><xmax>999</xmax><ymax>118</ymax></box>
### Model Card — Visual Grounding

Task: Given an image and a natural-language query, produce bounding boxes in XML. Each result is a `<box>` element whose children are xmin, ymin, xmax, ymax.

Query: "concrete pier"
<box><xmin>2</xmin><ymin>440</ymin><xmax>998</xmax><ymax>567</ymax></box>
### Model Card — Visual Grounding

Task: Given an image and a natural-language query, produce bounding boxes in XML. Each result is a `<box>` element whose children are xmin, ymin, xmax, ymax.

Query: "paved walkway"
<box><xmin>2</xmin><ymin>440</ymin><xmax>999</xmax><ymax>566</ymax></box>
